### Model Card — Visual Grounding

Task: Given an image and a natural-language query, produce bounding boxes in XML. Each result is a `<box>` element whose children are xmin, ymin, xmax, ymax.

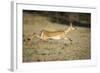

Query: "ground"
<box><xmin>23</xmin><ymin>12</ymin><xmax>91</xmax><ymax>62</ymax></box>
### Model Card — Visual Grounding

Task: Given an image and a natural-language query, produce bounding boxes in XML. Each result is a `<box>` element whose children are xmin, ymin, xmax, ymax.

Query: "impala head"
<box><xmin>65</xmin><ymin>22</ymin><xmax>77</xmax><ymax>34</ymax></box>
<box><xmin>69</xmin><ymin>22</ymin><xmax>77</xmax><ymax>30</ymax></box>
<box><xmin>69</xmin><ymin>25</ymin><xmax>76</xmax><ymax>31</ymax></box>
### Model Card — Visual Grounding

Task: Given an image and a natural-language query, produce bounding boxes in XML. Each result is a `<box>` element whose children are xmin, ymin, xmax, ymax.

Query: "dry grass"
<box><xmin>23</xmin><ymin>12</ymin><xmax>91</xmax><ymax>62</ymax></box>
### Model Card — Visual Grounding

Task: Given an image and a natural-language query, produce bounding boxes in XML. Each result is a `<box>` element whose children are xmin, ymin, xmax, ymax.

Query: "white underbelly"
<box><xmin>48</xmin><ymin>36</ymin><xmax>61</xmax><ymax>39</ymax></box>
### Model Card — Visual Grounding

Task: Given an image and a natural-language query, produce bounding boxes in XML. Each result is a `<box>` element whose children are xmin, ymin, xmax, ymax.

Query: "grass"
<box><xmin>23</xmin><ymin>12</ymin><xmax>91</xmax><ymax>62</ymax></box>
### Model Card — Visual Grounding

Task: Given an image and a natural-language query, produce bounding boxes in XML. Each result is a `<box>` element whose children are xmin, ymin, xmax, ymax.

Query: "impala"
<box><xmin>34</xmin><ymin>23</ymin><xmax>76</xmax><ymax>42</ymax></box>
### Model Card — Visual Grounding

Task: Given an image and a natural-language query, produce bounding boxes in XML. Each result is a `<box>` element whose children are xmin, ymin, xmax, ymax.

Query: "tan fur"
<box><xmin>37</xmin><ymin>23</ymin><xmax>76</xmax><ymax>41</ymax></box>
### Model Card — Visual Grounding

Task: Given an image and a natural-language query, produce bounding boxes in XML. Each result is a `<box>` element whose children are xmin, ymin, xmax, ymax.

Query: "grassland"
<box><xmin>23</xmin><ymin>11</ymin><xmax>91</xmax><ymax>62</ymax></box>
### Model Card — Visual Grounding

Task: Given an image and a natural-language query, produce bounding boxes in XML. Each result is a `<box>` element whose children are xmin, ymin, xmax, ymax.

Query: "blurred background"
<box><xmin>23</xmin><ymin>10</ymin><xmax>91</xmax><ymax>27</ymax></box>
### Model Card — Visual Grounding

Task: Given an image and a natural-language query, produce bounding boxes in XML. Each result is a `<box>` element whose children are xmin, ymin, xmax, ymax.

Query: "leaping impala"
<box><xmin>33</xmin><ymin>22</ymin><xmax>76</xmax><ymax>42</ymax></box>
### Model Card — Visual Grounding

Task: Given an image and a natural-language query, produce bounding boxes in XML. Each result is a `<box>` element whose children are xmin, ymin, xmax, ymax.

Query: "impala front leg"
<box><xmin>68</xmin><ymin>37</ymin><xmax>72</xmax><ymax>44</ymax></box>
<box><xmin>64</xmin><ymin>37</ymin><xmax>72</xmax><ymax>44</ymax></box>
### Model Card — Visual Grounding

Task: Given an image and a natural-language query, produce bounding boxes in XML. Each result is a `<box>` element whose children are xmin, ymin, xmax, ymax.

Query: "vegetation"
<box><xmin>23</xmin><ymin>10</ymin><xmax>91</xmax><ymax>62</ymax></box>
